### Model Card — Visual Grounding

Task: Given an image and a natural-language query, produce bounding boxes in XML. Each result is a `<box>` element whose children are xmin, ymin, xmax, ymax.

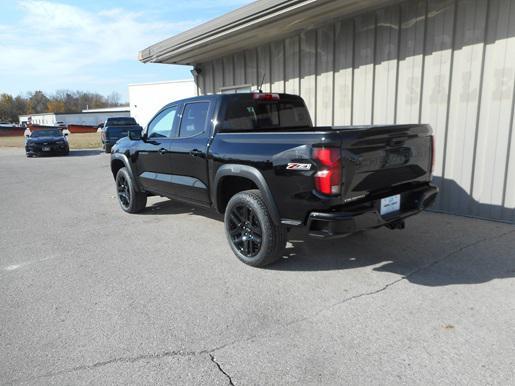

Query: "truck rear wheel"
<box><xmin>115</xmin><ymin>167</ymin><xmax>147</xmax><ymax>213</ymax></box>
<box><xmin>224</xmin><ymin>189</ymin><xmax>286</xmax><ymax>267</ymax></box>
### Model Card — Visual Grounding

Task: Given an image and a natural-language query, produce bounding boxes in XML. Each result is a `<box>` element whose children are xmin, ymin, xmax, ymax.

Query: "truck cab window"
<box><xmin>147</xmin><ymin>106</ymin><xmax>177</xmax><ymax>138</ymax></box>
<box><xmin>179</xmin><ymin>102</ymin><xmax>209</xmax><ymax>137</ymax></box>
<box><xmin>222</xmin><ymin>98</ymin><xmax>312</xmax><ymax>131</ymax></box>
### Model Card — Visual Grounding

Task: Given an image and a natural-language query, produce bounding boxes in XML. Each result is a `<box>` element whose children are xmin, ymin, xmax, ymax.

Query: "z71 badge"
<box><xmin>286</xmin><ymin>163</ymin><xmax>312</xmax><ymax>170</ymax></box>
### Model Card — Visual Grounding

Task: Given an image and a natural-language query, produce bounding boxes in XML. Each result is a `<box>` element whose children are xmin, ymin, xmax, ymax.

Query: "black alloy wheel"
<box><xmin>115</xmin><ymin>167</ymin><xmax>147</xmax><ymax>213</ymax></box>
<box><xmin>228</xmin><ymin>205</ymin><xmax>263</xmax><ymax>257</ymax></box>
<box><xmin>117</xmin><ymin>173</ymin><xmax>131</xmax><ymax>210</ymax></box>
<box><xmin>224</xmin><ymin>189</ymin><xmax>286</xmax><ymax>267</ymax></box>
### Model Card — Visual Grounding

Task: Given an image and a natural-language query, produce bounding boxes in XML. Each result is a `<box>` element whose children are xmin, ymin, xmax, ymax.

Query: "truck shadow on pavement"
<box><xmin>276</xmin><ymin>232</ymin><xmax>515</xmax><ymax>287</ymax></box>
<box><xmin>145</xmin><ymin>199</ymin><xmax>515</xmax><ymax>287</ymax></box>
<box><xmin>276</xmin><ymin>220</ymin><xmax>515</xmax><ymax>286</ymax></box>
<box><xmin>68</xmin><ymin>149</ymin><xmax>103</xmax><ymax>157</ymax></box>
<box><xmin>144</xmin><ymin>199</ymin><xmax>224</xmax><ymax>222</ymax></box>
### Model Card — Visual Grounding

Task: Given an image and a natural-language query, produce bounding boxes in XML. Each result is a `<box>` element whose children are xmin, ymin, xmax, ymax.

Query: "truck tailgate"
<box><xmin>334</xmin><ymin>124</ymin><xmax>433</xmax><ymax>199</ymax></box>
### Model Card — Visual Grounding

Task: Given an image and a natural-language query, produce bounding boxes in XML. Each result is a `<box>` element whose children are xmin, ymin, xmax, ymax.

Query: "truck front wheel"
<box><xmin>115</xmin><ymin>167</ymin><xmax>147</xmax><ymax>213</ymax></box>
<box><xmin>224</xmin><ymin>189</ymin><xmax>286</xmax><ymax>267</ymax></box>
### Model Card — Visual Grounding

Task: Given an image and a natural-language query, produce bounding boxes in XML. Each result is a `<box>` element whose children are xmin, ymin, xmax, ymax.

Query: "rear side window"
<box><xmin>222</xmin><ymin>98</ymin><xmax>312</xmax><ymax>131</ymax></box>
<box><xmin>147</xmin><ymin>106</ymin><xmax>177</xmax><ymax>138</ymax></box>
<box><xmin>178</xmin><ymin>102</ymin><xmax>209</xmax><ymax>137</ymax></box>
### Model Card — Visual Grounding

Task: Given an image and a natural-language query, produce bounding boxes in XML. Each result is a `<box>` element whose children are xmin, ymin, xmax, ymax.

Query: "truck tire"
<box><xmin>104</xmin><ymin>144</ymin><xmax>112</xmax><ymax>153</ymax></box>
<box><xmin>224</xmin><ymin>189</ymin><xmax>286</xmax><ymax>267</ymax></box>
<box><xmin>115</xmin><ymin>167</ymin><xmax>147</xmax><ymax>213</ymax></box>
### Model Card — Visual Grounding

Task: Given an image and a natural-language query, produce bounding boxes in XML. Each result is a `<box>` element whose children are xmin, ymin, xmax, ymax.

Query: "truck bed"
<box><xmin>211</xmin><ymin>123</ymin><xmax>433</xmax><ymax>223</ymax></box>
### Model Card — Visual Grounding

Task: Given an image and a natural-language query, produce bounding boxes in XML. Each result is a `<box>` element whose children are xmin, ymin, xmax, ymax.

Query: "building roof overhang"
<box><xmin>139</xmin><ymin>0</ymin><xmax>397</xmax><ymax>65</ymax></box>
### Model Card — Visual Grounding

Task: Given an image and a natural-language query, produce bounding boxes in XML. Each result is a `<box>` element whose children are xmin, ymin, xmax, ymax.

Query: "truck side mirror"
<box><xmin>128</xmin><ymin>130</ymin><xmax>142</xmax><ymax>141</ymax></box>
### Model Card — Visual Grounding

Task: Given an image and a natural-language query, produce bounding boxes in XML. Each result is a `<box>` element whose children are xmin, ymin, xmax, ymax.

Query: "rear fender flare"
<box><xmin>214</xmin><ymin>164</ymin><xmax>280</xmax><ymax>225</ymax></box>
<box><xmin>111</xmin><ymin>153</ymin><xmax>142</xmax><ymax>192</ymax></box>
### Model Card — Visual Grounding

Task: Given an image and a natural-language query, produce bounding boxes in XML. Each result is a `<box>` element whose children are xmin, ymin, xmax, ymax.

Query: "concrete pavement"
<box><xmin>1</xmin><ymin>147</ymin><xmax>514</xmax><ymax>385</ymax></box>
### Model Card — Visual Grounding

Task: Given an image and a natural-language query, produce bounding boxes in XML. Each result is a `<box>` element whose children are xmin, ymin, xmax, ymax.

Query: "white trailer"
<box><xmin>19</xmin><ymin>107</ymin><xmax>130</xmax><ymax>127</ymax></box>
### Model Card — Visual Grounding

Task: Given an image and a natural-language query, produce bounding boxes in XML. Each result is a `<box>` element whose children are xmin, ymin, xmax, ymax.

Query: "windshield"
<box><xmin>106</xmin><ymin>117</ymin><xmax>137</xmax><ymax>126</ymax></box>
<box><xmin>222</xmin><ymin>96</ymin><xmax>312</xmax><ymax>131</ymax></box>
<box><xmin>31</xmin><ymin>129</ymin><xmax>62</xmax><ymax>138</ymax></box>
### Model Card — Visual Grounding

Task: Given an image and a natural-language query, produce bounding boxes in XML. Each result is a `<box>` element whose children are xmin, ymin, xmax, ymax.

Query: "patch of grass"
<box><xmin>68</xmin><ymin>133</ymin><xmax>102</xmax><ymax>149</ymax></box>
<box><xmin>0</xmin><ymin>132</ymin><xmax>102</xmax><ymax>149</ymax></box>
<box><xmin>0</xmin><ymin>136</ymin><xmax>24</xmax><ymax>147</ymax></box>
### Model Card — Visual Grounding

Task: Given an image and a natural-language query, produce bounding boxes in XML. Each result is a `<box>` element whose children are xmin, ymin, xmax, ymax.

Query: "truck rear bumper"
<box><xmin>306</xmin><ymin>184</ymin><xmax>438</xmax><ymax>238</ymax></box>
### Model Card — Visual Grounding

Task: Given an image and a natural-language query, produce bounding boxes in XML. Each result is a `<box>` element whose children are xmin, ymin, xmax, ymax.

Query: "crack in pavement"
<box><xmin>209</xmin><ymin>353</ymin><xmax>235</xmax><ymax>386</ymax></box>
<box><xmin>7</xmin><ymin>348</ymin><xmax>238</xmax><ymax>385</ymax></box>
<box><xmin>281</xmin><ymin>228</ymin><xmax>515</xmax><ymax>328</ymax></box>
<box><xmin>6</xmin><ymin>350</ymin><xmax>205</xmax><ymax>385</ymax></box>
<box><xmin>209</xmin><ymin>228</ymin><xmax>515</xmax><ymax>353</ymax></box>
<box><xmin>7</xmin><ymin>229</ymin><xmax>514</xmax><ymax>385</ymax></box>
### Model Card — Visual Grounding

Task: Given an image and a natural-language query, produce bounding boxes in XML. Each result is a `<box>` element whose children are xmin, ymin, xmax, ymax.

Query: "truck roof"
<box><xmin>160</xmin><ymin>92</ymin><xmax>305</xmax><ymax>109</ymax></box>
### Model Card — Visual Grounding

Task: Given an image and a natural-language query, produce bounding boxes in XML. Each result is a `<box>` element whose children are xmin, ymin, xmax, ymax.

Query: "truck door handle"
<box><xmin>159</xmin><ymin>148</ymin><xmax>168</xmax><ymax>155</ymax></box>
<box><xmin>190</xmin><ymin>149</ymin><xmax>203</xmax><ymax>157</ymax></box>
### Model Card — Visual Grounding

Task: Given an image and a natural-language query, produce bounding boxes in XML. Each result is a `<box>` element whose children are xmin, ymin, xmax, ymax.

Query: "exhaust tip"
<box><xmin>386</xmin><ymin>220</ymin><xmax>405</xmax><ymax>230</ymax></box>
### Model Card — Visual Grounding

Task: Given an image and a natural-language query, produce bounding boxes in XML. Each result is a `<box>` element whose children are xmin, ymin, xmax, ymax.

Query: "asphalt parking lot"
<box><xmin>1</xmin><ymin>147</ymin><xmax>515</xmax><ymax>385</ymax></box>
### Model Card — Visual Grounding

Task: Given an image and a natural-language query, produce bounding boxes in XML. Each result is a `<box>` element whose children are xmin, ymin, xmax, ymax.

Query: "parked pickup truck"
<box><xmin>101</xmin><ymin>117</ymin><xmax>142</xmax><ymax>153</ymax></box>
<box><xmin>110</xmin><ymin>93</ymin><xmax>437</xmax><ymax>267</ymax></box>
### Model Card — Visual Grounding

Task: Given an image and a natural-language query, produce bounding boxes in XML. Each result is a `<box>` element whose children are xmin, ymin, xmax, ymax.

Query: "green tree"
<box><xmin>28</xmin><ymin>91</ymin><xmax>49</xmax><ymax>114</ymax></box>
<box><xmin>47</xmin><ymin>100</ymin><xmax>65</xmax><ymax>113</ymax></box>
<box><xmin>0</xmin><ymin>90</ymin><xmax>126</xmax><ymax>121</ymax></box>
<box><xmin>11</xmin><ymin>96</ymin><xmax>27</xmax><ymax>123</ymax></box>
<box><xmin>0</xmin><ymin>94</ymin><xmax>14</xmax><ymax>122</ymax></box>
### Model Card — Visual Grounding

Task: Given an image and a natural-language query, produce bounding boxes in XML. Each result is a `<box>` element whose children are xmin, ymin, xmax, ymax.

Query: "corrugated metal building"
<box><xmin>140</xmin><ymin>0</ymin><xmax>515</xmax><ymax>223</ymax></box>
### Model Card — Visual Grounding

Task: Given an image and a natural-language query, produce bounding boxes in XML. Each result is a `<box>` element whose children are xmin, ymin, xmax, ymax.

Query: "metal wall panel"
<box><xmin>443</xmin><ymin>0</ymin><xmax>488</xmax><ymax>215</ymax></box>
<box><xmin>196</xmin><ymin>0</ymin><xmax>515</xmax><ymax>223</ymax></box>
<box><xmin>223</xmin><ymin>56</ymin><xmax>234</xmax><ymax>87</ymax></box>
<box><xmin>374</xmin><ymin>5</ymin><xmax>400</xmax><ymax>124</ymax></box>
<box><xmin>316</xmin><ymin>25</ymin><xmax>335</xmax><ymax>125</ymax></box>
<box><xmin>471</xmin><ymin>0</ymin><xmax>515</xmax><ymax>221</ymax></box>
<box><xmin>506</xmin><ymin>89</ymin><xmax>515</xmax><ymax>222</ymax></box>
<box><xmin>353</xmin><ymin>13</ymin><xmax>375</xmax><ymax>125</ymax></box>
<box><xmin>245</xmin><ymin>49</ymin><xmax>258</xmax><ymax>87</ymax></box>
<box><xmin>334</xmin><ymin>20</ymin><xmax>354</xmax><ymax>125</ymax></box>
<box><xmin>421</xmin><ymin>0</ymin><xmax>455</xmax><ymax>208</ymax></box>
<box><xmin>257</xmin><ymin>45</ymin><xmax>271</xmax><ymax>92</ymax></box>
<box><xmin>300</xmin><ymin>29</ymin><xmax>317</xmax><ymax>119</ymax></box>
<box><xmin>234</xmin><ymin>52</ymin><xmax>246</xmax><ymax>85</ymax></box>
<box><xmin>271</xmin><ymin>41</ymin><xmax>285</xmax><ymax>93</ymax></box>
<box><xmin>396</xmin><ymin>0</ymin><xmax>426</xmax><ymax>124</ymax></box>
<box><xmin>213</xmin><ymin>58</ymin><xmax>224</xmax><ymax>93</ymax></box>
<box><xmin>202</xmin><ymin>62</ymin><xmax>214</xmax><ymax>94</ymax></box>
<box><xmin>285</xmin><ymin>36</ymin><xmax>300</xmax><ymax>95</ymax></box>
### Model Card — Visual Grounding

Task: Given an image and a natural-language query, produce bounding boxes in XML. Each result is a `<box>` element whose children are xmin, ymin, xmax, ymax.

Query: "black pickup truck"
<box><xmin>110</xmin><ymin>93</ymin><xmax>437</xmax><ymax>267</ymax></box>
<box><xmin>101</xmin><ymin>117</ymin><xmax>142</xmax><ymax>153</ymax></box>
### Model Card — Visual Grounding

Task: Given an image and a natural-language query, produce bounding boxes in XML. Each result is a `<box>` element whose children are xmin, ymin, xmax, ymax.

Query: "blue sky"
<box><xmin>0</xmin><ymin>0</ymin><xmax>252</xmax><ymax>101</ymax></box>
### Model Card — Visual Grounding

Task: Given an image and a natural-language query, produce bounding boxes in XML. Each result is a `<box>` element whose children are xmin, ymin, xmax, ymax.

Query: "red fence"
<box><xmin>67</xmin><ymin>125</ymin><xmax>98</xmax><ymax>133</ymax></box>
<box><xmin>0</xmin><ymin>128</ymin><xmax>24</xmax><ymax>137</ymax></box>
<box><xmin>0</xmin><ymin>124</ymin><xmax>98</xmax><ymax>137</ymax></box>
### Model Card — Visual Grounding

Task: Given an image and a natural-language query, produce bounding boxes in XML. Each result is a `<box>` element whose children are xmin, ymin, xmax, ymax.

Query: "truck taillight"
<box><xmin>313</xmin><ymin>147</ymin><xmax>342</xmax><ymax>196</ymax></box>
